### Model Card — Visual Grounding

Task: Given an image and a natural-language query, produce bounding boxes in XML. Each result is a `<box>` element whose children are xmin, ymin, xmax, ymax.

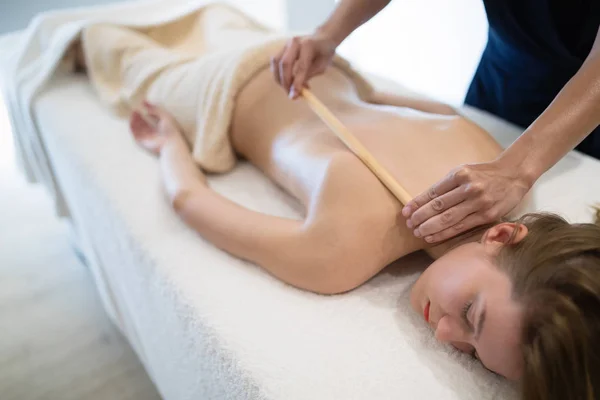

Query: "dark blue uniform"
<box><xmin>465</xmin><ymin>0</ymin><xmax>600</xmax><ymax>159</ymax></box>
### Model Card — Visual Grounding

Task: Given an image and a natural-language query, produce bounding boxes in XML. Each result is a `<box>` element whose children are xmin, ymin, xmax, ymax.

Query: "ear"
<box><xmin>482</xmin><ymin>222</ymin><xmax>528</xmax><ymax>246</ymax></box>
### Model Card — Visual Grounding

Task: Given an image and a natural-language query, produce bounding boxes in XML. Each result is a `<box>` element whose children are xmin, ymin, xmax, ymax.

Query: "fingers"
<box><xmin>279</xmin><ymin>38</ymin><xmax>300</xmax><ymax>94</ymax></box>
<box><xmin>402</xmin><ymin>170</ymin><xmax>461</xmax><ymax>217</ymax></box>
<box><xmin>129</xmin><ymin>109</ymin><xmax>157</xmax><ymax>141</ymax></box>
<box><xmin>270</xmin><ymin>46</ymin><xmax>286</xmax><ymax>86</ymax></box>
<box><xmin>141</xmin><ymin>100</ymin><xmax>156</xmax><ymax>115</ymax></box>
<box><xmin>138</xmin><ymin>102</ymin><xmax>159</xmax><ymax>127</ymax></box>
<box><xmin>129</xmin><ymin>110</ymin><xmax>144</xmax><ymax>136</ymax></box>
<box><xmin>290</xmin><ymin>45</ymin><xmax>315</xmax><ymax>99</ymax></box>
<box><xmin>406</xmin><ymin>187</ymin><xmax>467</xmax><ymax>229</ymax></box>
<box><xmin>402</xmin><ymin>163</ymin><xmax>524</xmax><ymax>243</ymax></box>
<box><xmin>272</xmin><ymin>36</ymin><xmax>332</xmax><ymax>97</ymax></box>
<box><xmin>419</xmin><ymin>212</ymin><xmax>488</xmax><ymax>244</ymax></box>
<box><xmin>412</xmin><ymin>199</ymin><xmax>479</xmax><ymax>239</ymax></box>
<box><xmin>143</xmin><ymin>100</ymin><xmax>163</xmax><ymax>115</ymax></box>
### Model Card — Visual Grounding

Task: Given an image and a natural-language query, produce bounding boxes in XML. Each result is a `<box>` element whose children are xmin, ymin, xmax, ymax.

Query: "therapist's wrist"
<box><xmin>495</xmin><ymin>151</ymin><xmax>539</xmax><ymax>189</ymax></box>
<box><xmin>315</xmin><ymin>22</ymin><xmax>348</xmax><ymax>48</ymax></box>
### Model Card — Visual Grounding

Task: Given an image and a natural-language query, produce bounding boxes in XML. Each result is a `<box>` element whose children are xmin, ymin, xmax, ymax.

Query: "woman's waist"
<box><xmin>234</xmin><ymin>67</ymin><xmax>364</xmax><ymax>130</ymax></box>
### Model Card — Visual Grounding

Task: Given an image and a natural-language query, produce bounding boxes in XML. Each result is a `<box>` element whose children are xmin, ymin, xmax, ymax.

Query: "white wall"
<box><xmin>227</xmin><ymin>0</ymin><xmax>286</xmax><ymax>30</ymax></box>
<box><xmin>285</xmin><ymin>0</ymin><xmax>334</xmax><ymax>32</ymax></box>
<box><xmin>0</xmin><ymin>0</ymin><xmax>286</xmax><ymax>34</ymax></box>
<box><xmin>0</xmin><ymin>0</ymin><xmax>126</xmax><ymax>33</ymax></box>
<box><xmin>3</xmin><ymin>0</ymin><xmax>488</xmax><ymax>104</ymax></box>
<box><xmin>286</xmin><ymin>0</ymin><xmax>489</xmax><ymax>106</ymax></box>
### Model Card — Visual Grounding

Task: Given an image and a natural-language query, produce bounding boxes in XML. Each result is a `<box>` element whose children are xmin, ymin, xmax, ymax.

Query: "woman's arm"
<box><xmin>171</xmin><ymin>184</ymin><xmax>309</xmax><ymax>281</ymax></box>
<box><xmin>133</xmin><ymin>103</ymin><xmax>337</xmax><ymax>293</ymax></box>
<box><xmin>159</xmin><ymin>126</ymin><xmax>319</xmax><ymax>290</ymax></box>
<box><xmin>159</xmin><ymin>130</ymin><xmax>301</xmax><ymax>262</ymax></box>
<box><xmin>368</xmin><ymin>91</ymin><xmax>457</xmax><ymax>115</ymax></box>
<box><xmin>163</xmin><ymin>138</ymin><xmax>368</xmax><ymax>295</ymax></box>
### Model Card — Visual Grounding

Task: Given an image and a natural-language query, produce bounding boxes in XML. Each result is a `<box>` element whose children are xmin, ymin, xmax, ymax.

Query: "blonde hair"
<box><xmin>495</xmin><ymin>210</ymin><xmax>600</xmax><ymax>400</ymax></box>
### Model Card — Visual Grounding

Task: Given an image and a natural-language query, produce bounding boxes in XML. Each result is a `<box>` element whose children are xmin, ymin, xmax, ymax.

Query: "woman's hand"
<box><xmin>130</xmin><ymin>101</ymin><xmax>180</xmax><ymax>156</ymax></box>
<box><xmin>402</xmin><ymin>160</ymin><xmax>533</xmax><ymax>243</ymax></box>
<box><xmin>271</xmin><ymin>31</ymin><xmax>338</xmax><ymax>99</ymax></box>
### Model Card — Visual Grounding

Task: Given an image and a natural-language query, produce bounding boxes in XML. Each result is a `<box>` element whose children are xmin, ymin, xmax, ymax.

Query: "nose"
<box><xmin>434</xmin><ymin>315</ymin><xmax>470</xmax><ymax>345</ymax></box>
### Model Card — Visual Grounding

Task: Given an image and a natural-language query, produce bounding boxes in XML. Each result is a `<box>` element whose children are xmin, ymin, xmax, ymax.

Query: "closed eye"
<box><xmin>461</xmin><ymin>300</ymin><xmax>473</xmax><ymax>329</ymax></box>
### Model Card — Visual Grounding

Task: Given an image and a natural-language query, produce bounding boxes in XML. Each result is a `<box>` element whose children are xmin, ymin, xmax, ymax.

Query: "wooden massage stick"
<box><xmin>300</xmin><ymin>88</ymin><xmax>412</xmax><ymax>206</ymax></box>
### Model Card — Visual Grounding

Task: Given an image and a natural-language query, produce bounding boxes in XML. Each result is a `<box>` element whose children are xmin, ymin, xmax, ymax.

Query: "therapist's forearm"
<box><xmin>498</xmin><ymin>30</ymin><xmax>600</xmax><ymax>185</ymax></box>
<box><xmin>317</xmin><ymin>0</ymin><xmax>392</xmax><ymax>46</ymax></box>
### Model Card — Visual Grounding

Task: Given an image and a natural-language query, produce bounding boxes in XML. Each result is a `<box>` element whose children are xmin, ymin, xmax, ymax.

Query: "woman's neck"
<box><xmin>424</xmin><ymin>224</ymin><xmax>493</xmax><ymax>259</ymax></box>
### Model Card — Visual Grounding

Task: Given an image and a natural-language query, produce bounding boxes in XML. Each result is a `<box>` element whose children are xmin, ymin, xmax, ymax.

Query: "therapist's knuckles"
<box><xmin>482</xmin><ymin>208</ymin><xmax>500</xmax><ymax>222</ymax></box>
<box><xmin>407</xmin><ymin>199</ymin><xmax>448</xmax><ymax>228</ymax></box>
<box><xmin>431</xmin><ymin>197</ymin><xmax>445</xmax><ymax>211</ymax></box>
<box><xmin>452</xmin><ymin>222</ymin><xmax>466</xmax><ymax>232</ymax></box>
<box><xmin>428</xmin><ymin>186</ymin><xmax>438</xmax><ymax>199</ymax></box>
<box><xmin>452</xmin><ymin>164</ymin><xmax>474</xmax><ymax>182</ymax></box>
<box><xmin>440</xmin><ymin>210</ymin><xmax>455</xmax><ymax>225</ymax></box>
<box><xmin>416</xmin><ymin>211</ymin><xmax>456</xmax><ymax>237</ymax></box>
<box><xmin>477</xmin><ymin>194</ymin><xmax>494</xmax><ymax>209</ymax></box>
<box><xmin>406</xmin><ymin>209</ymin><xmax>428</xmax><ymax>228</ymax></box>
<box><xmin>431</xmin><ymin>215</ymin><xmax>479</xmax><ymax>243</ymax></box>
<box><xmin>465</xmin><ymin>181</ymin><xmax>485</xmax><ymax>196</ymax></box>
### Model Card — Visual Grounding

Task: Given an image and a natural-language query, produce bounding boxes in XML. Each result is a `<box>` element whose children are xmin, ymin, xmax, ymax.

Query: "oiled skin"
<box><xmin>218</xmin><ymin>66</ymin><xmax>505</xmax><ymax>293</ymax></box>
<box><xmin>76</xmin><ymin>27</ymin><xmax>510</xmax><ymax>294</ymax></box>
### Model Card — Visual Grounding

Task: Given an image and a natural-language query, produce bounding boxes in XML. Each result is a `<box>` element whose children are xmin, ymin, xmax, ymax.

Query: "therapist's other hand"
<box><xmin>402</xmin><ymin>161</ymin><xmax>532</xmax><ymax>243</ymax></box>
<box><xmin>271</xmin><ymin>32</ymin><xmax>337</xmax><ymax>99</ymax></box>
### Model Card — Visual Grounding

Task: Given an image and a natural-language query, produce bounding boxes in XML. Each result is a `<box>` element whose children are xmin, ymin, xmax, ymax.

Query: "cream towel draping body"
<box><xmin>81</xmin><ymin>3</ymin><xmax>374</xmax><ymax>173</ymax></box>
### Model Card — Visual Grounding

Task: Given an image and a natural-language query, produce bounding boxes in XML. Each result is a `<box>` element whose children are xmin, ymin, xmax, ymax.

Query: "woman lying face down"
<box><xmin>127</xmin><ymin>103</ymin><xmax>600</xmax><ymax>400</ymax></box>
<box><xmin>72</xmin><ymin>18</ymin><xmax>600</xmax><ymax>399</ymax></box>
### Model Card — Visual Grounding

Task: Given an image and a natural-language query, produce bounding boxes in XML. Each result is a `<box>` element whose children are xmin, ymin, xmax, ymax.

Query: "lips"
<box><xmin>423</xmin><ymin>301</ymin><xmax>430</xmax><ymax>323</ymax></box>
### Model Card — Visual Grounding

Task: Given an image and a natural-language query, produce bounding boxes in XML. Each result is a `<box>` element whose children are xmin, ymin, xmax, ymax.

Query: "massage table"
<box><xmin>1</xmin><ymin>4</ymin><xmax>599</xmax><ymax>399</ymax></box>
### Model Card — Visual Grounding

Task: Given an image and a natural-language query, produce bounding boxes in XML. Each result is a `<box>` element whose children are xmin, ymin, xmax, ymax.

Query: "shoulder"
<box><xmin>303</xmin><ymin>154</ymin><xmax>421</xmax><ymax>292</ymax></box>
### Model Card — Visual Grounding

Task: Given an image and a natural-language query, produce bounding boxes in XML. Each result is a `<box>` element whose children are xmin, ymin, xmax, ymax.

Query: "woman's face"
<box><xmin>410</xmin><ymin>223</ymin><xmax>528</xmax><ymax>380</ymax></box>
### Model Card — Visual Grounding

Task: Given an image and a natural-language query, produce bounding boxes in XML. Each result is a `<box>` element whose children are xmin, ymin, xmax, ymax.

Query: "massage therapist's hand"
<box><xmin>402</xmin><ymin>160</ymin><xmax>533</xmax><ymax>243</ymax></box>
<box><xmin>271</xmin><ymin>31</ymin><xmax>338</xmax><ymax>99</ymax></box>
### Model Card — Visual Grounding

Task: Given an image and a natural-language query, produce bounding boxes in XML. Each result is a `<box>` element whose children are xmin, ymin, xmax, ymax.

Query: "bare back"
<box><xmin>231</xmin><ymin>67</ymin><xmax>505</xmax><ymax>270</ymax></box>
<box><xmin>78</xmin><ymin>19</ymin><xmax>512</xmax><ymax>293</ymax></box>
